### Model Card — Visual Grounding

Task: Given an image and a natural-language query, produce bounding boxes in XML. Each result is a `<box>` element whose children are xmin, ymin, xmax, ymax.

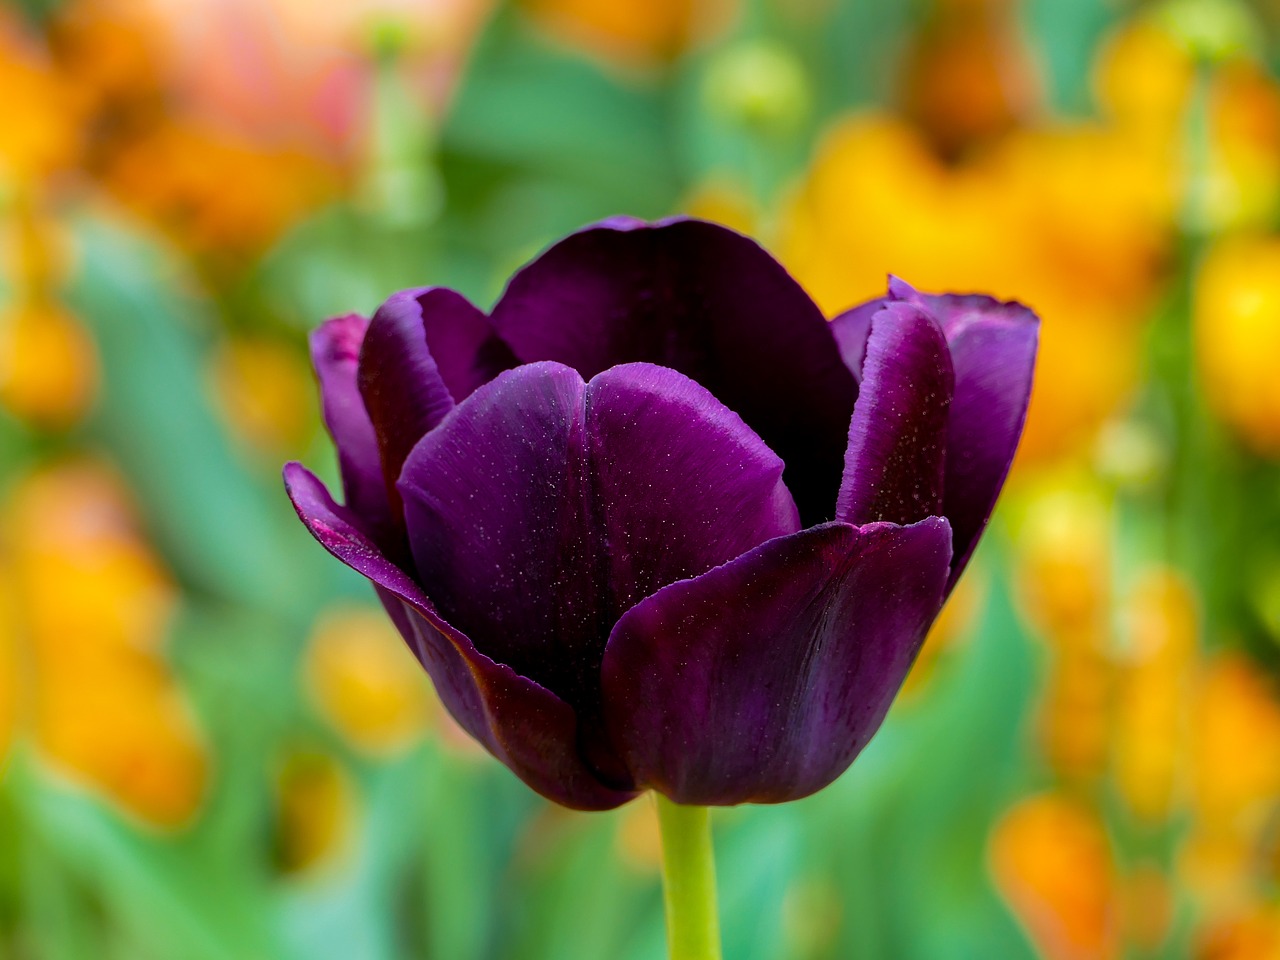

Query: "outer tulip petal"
<box><xmin>283</xmin><ymin>461</ymin><xmax>635</xmax><ymax>809</ymax></box>
<box><xmin>309</xmin><ymin>314</ymin><xmax>395</xmax><ymax>537</ymax></box>
<box><xmin>488</xmin><ymin>217</ymin><xmax>857</xmax><ymax>526</ymax></box>
<box><xmin>357</xmin><ymin>289</ymin><xmax>458</xmax><ymax>508</ymax></box>
<box><xmin>836</xmin><ymin>303</ymin><xmax>954</xmax><ymax>527</ymax></box>
<box><xmin>396</xmin><ymin>362</ymin><xmax>800</xmax><ymax>729</ymax></box>
<box><xmin>887</xmin><ymin>279</ymin><xmax>1038</xmax><ymax>586</ymax></box>
<box><xmin>601</xmin><ymin>517</ymin><xmax>953</xmax><ymax>805</ymax></box>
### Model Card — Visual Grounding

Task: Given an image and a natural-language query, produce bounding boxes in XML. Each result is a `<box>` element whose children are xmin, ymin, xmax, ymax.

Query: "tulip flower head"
<box><xmin>285</xmin><ymin>217</ymin><xmax>1038</xmax><ymax>810</ymax></box>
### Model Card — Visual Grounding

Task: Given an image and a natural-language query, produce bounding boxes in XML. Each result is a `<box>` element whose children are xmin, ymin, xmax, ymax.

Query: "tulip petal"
<box><xmin>828</xmin><ymin>298</ymin><xmax>880</xmax><ymax>383</ymax></box>
<box><xmin>309</xmin><ymin>314</ymin><xmax>395</xmax><ymax>537</ymax></box>
<box><xmin>356</xmin><ymin>289</ymin><xmax>459</xmax><ymax>509</ymax></box>
<box><xmin>488</xmin><ymin>217</ymin><xmax>857</xmax><ymax>525</ymax></box>
<box><xmin>887</xmin><ymin>279</ymin><xmax>1038</xmax><ymax>586</ymax></box>
<box><xmin>836</xmin><ymin>302</ymin><xmax>954</xmax><ymax>527</ymax></box>
<box><xmin>415</xmin><ymin>287</ymin><xmax>518</xmax><ymax>402</ymax></box>
<box><xmin>283</xmin><ymin>461</ymin><xmax>636</xmax><ymax>810</ymax></box>
<box><xmin>601</xmin><ymin>517</ymin><xmax>953</xmax><ymax>805</ymax></box>
<box><xmin>396</xmin><ymin>361</ymin><xmax>800</xmax><ymax>741</ymax></box>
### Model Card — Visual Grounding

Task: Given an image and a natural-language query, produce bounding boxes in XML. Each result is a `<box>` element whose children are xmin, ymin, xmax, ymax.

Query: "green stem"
<box><xmin>655</xmin><ymin>795</ymin><xmax>722</xmax><ymax>960</ymax></box>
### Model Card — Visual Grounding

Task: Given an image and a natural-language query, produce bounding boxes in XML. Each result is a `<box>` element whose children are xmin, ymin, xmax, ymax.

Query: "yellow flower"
<box><xmin>304</xmin><ymin>604</ymin><xmax>436</xmax><ymax>757</ymax></box>
<box><xmin>272</xmin><ymin>748</ymin><xmax>357</xmax><ymax>876</ymax></box>
<box><xmin>1012</xmin><ymin>478</ymin><xmax>1116</xmax><ymax>782</ymax></box>
<box><xmin>990</xmin><ymin>793</ymin><xmax>1120</xmax><ymax>960</ymax></box>
<box><xmin>0</xmin><ymin>300</ymin><xmax>99</xmax><ymax>429</ymax></box>
<box><xmin>0</xmin><ymin>19</ymin><xmax>84</xmax><ymax>184</ymax></box>
<box><xmin>2</xmin><ymin>461</ymin><xmax>208</xmax><ymax>827</ymax></box>
<box><xmin>778</xmin><ymin>112</ymin><xmax>1168</xmax><ymax>464</ymax></box>
<box><xmin>1194</xmin><ymin>234</ymin><xmax>1280</xmax><ymax>456</ymax></box>
<box><xmin>208</xmin><ymin>334</ymin><xmax>316</xmax><ymax>459</ymax></box>
<box><xmin>1112</xmin><ymin>568</ymin><xmax>1198</xmax><ymax>824</ymax></box>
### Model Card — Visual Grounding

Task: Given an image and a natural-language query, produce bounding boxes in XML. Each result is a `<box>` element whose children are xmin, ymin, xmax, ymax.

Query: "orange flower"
<box><xmin>521</xmin><ymin>0</ymin><xmax>736</xmax><ymax>66</ymax></box>
<box><xmin>2</xmin><ymin>461</ymin><xmax>208</xmax><ymax>827</ymax></box>
<box><xmin>990</xmin><ymin>793</ymin><xmax>1120</xmax><ymax>960</ymax></box>
<box><xmin>1194</xmin><ymin>234</ymin><xmax>1280</xmax><ymax>456</ymax></box>
<box><xmin>102</xmin><ymin>120</ymin><xmax>339</xmax><ymax>261</ymax></box>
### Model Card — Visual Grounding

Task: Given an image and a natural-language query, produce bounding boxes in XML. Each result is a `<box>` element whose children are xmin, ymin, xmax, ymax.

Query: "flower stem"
<box><xmin>654</xmin><ymin>794</ymin><xmax>722</xmax><ymax>960</ymax></box>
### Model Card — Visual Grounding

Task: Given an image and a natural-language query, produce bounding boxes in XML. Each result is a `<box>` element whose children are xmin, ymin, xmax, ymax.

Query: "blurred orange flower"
<box><xmin>990</xmin><ymin>793</ymin><xmax>1120</xmax><ymax>960</ymax></box>
<box><xmin>522</xmin><ymin>0</ymin><xmax>736</xmax><ymax>66</ymax></box>
<box><xmin>1</xmin><ymin>461</ymin><xmax>208</xmax><ymax>827</ymax></box>
<box><xmin>102</xmin><ymin>121</ymin><xmax>338</xmax><ymax>261</ymax></box>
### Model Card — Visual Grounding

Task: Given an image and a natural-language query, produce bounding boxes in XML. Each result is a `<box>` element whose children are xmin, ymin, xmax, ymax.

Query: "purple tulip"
<box><xmin>284</xmin><ymin>217</ymin><xmax>1038</xmax><ymax>810</ymax></box>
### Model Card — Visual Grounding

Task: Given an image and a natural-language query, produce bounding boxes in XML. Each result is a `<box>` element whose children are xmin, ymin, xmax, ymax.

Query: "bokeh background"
<box><xmin>2</xmin><ymin>0</ymin><xmax>1280</xmax><ymax>956</ymax></box>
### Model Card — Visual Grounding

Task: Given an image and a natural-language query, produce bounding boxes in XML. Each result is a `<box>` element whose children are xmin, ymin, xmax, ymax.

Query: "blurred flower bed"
<box><xmin>1</xmin><ymin>0</ymin><xmax>1279</xmax><ymax>957</ymax></box>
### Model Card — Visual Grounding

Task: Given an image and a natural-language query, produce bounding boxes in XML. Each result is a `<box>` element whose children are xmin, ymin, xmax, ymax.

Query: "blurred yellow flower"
<box><xmin>1194</xmin><ymin>234</ymin><xmax>1280</xmax><ymax>456</ymax></box>
<box><xmin>208</xmin><ymin>334</ymin><xmax>316</xmax><ymax>459</ymax></box>
<box><xmin>522</xmin><ymin>0</ymin><xmax>736</xmax><ymax>66</ymax></box>
<box><xmin>990</xmin><ymin>793</ymin><xmax>1120</xmax><ymax>960</ymax></box>
<box><xmin>305</xmin><ymin>604</ymin><xmax>436</xmax><ymax>757</ymax></box>
<box><xmin>0</xmin><ymin>20</ymin><xmax>84</xmax><ymax>184</ymax></box>
<box><xmin>0</xmin><ymin>561</ymin><xmax>15</xmax><ymax>763</ymax></box>
<box><xmin>1112</xmin><ymin>568</ymin><xmax>1198</xmax><ymax>824</ymax></box>
<box><xmin>0</xmin><ymin>300</ymin><xmax>99</xmax><ymax>429</ymax></box>
<box><xmin>779</xmin><ymin>112</ymin><xmax>1167</xmax><ymax>464</ymax></box>
<box><xmin>614</xmin><ymin>794</ymin><xmax>663</xmax><ymax>873</ymax></box>
<box><xmin>1013</xmin><ymin>479</ymin><xmax>1116</xmax><ymax>782</ymax></box>
<box><xmin>2</xmin><ymin>461</ymin><xmax>208</xmax><ymax>827</ymax></box>
<box><xmin>273</xmin><ymin>748</ymin><xmax>357</xmax><ymax>875</ymax></box>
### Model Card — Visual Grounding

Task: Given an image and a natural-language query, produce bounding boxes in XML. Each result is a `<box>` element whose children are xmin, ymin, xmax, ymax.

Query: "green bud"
<box><xmin>1152</xmin><ymin>0</ymin><xmax>1263</xmax><ymax>64</ymax></box>
<box><xmin>701</xmin><ymin>40</ymin><xmax>810</xmax><ymax>137</ymax></box>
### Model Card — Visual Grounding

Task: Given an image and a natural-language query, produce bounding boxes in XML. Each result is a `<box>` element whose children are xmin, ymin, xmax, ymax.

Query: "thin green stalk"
<box><xmin>655</xmin><ymin>795</ymin><xmax>722</xmax><ymax>960</ymax></box>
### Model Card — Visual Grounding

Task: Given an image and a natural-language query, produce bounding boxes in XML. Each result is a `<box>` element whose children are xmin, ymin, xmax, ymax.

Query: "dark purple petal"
<box><xmin>283</xmin><ymin>461</ymin><xmax>635</xmax><ymax>810</ymax></box>
<box><xmin>414</xmin><ymin>287</ymin><xmax>518</xmax><ymax>402</ymax></box>
<box><xmin>396</xmin><ymin>361</ymin><xmax>800</xmax><ymax>760</ymax></box>
<box><xmin>488</xmin><ymin>217</ymin><xmax>857</xmax><ymax>526</ymax></box>
<box><xmin>887</xmin><ymin>279</ymin><xmax>1038</xmax><ymax>587</ymax></box>
<box><xmin>309</xmin><ymin>313</ymin><xmax>395</xmax><ymax>537</ymax></box>
<box><xmin>600</xmin><ymin>517</ymin><xmax>953</xmax><ymax>805</ymax></box>
<box><xmin>357</xmin><ymin>289</ymin><xmax>457</xmax><ymax>511</ymax></box>
<box><xmin>586</xmin><ymin>363</ymin><xmax>801</xmax><ymax>607</ymax></box>
<box><xmin>828</xmin><ymin>298</ymin><xmax>882</xmax><ymax>384</ymax></box>
<box><xmin>836</xmin><ymin>302</ymin><xmax>954</xmax><ymax>527</ymax></box>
